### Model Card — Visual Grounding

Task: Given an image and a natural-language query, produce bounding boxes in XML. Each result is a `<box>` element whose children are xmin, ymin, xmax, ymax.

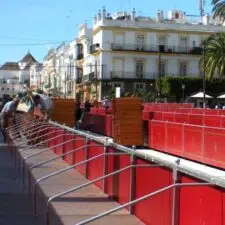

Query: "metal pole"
<box><xmin>76</xmin><ymin>182</ymin><xmax>214</xmax><ymax>225</ymax></box>
<box><xmin>203</xmin><ymin>41</ymin><xmax>206</xmax><ymax>108</ymax></box>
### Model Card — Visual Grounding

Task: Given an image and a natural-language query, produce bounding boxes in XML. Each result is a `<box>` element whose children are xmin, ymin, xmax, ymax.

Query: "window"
<box><xmin>136</xmin><ymin>61</ymin><xmax>144</xmax><ymax>78</ymax></box>
<box><xmin>192</xmin><ymin>40</ymin><xmax>196</xmax><ymax>47</ymax></box>
<box><xmin>135</xmin><ymin>83</ymin><xmax>145</xmax><ymax>90</ymax></box>
<box><xmin>179</xmin><ymin>62</ymin><xmax>187</xmax><ymax>76</ymax></box>
<box><xmin>137</xmin><ymin>35</ymin><xmax>144</xmax><ymax>50</ymax></box>
<box><xmin>158</xmin><ymin>36</ymin><xmax>166</xmax><ymax>52</ymax></box>
<box><xmin>2</xmin><ymin>88</ymin><xmax>4</xmax><ymax>91</ymax></box>
<box><xmin>180</xmin><ymin>37</ymin><xmax>188</xmax><ymax>52</ymax></box>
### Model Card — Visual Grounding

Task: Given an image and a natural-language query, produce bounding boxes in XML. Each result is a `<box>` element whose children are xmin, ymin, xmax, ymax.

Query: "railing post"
<box><xmin>103</xmin><ymin>143</ymin><xmax>108</xmax><ymax>193</ymax></box>
<box><xmin>172</xmin><ymin>167</ymin><xmax>181</xmax><ymax>225</ymax></box>
<box><xmin>129</xmin><ymin>147</ymin><xmax>136</xmax><ymax>214</ymax></box>
<box><xmin>84</xmin><ymin>136</ymin><xmax>89</xmax><ymax>178</ymax></box>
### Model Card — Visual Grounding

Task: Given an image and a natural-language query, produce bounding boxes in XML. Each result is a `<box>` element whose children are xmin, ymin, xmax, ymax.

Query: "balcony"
<box><xmin>82</xmin><ymin>72</ymin><xmax>95</xmax><ymax>82</ymax></box>
<box><xmin>110</xmin><ymin>71</ymin><xmax>155</xmax><ymax>80</ymax></box>
<box><xmin>111</xmin><ymin>43</ymin><xmax>203</xmax><ymax>55</ymax></box>
<box><xmin>90</xmin><ymin>43</ymin><xmax>100</xmax><ymax>54</ymax></box>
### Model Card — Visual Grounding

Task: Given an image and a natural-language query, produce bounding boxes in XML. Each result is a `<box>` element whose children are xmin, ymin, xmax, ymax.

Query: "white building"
<box><xmin>74</xmin><ymin>8</ymin><xmax>225</xmax><ymax>101</ymax></box>
<box><xmin>30</xmin><ymin>63</ymin><xmax>43</xmax><ymax>89</ymax></box>
<box><xmin>0</xmin><ymin>52</ymin><xmax>39</xmax><ymax>97</ymax></box>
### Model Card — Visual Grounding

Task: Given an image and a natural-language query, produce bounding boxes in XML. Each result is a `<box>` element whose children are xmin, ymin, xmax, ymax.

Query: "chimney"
<box><xmin>156</xmin><ymin>10</ymin><xmax>163</xmax><ymax>22</ymax></box>
<box><xmin>203</xmin><ymin>14</ymin><xmax>210</xmax><ymax>25</ymax></box>
<box><xmin>131</xmin><ymin>8</ymin><xmax>136</xmax><ymax>21</ymax></box>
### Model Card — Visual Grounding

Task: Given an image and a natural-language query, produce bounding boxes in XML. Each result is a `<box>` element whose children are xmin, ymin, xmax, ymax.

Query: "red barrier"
<box><xmin>118</xmin><ymin>154</ymin><xmax>131</xmax><ymax>207</ymax></box>
<box><xmin>105</xmin><ymin>115</ymin><xmax>112</xmax><ymax>137</ymax></box>
<box><xmin>134</xmin><ymin>159</ymin><xmax>172</xmax><ymax>225</ymax></box>
<box><xmin>204</xmin><ymin>115</ymin><xmax>222</xmax><ymax>127</ymax></box>
<box><xmin>179</xmin><ymin>176</ymin><xmax>224</xmax><ymax>225</ymax></box>
<box><xmin>54</xmin><ymin>129</ymin><xmax>64</xmax><ymax>155</ymax></box>
<box><xmin>174</xmin><ymin>113</ymin><xmax>189</xmax><ymax>123</ymax></box>
<box><xmin>187</xmin><ymin>114</ymin><xmax>204</xmax><ymax>125</ymax></box>
<box><xmin>165</xmin><ymin>123</ymin><xmax>183</xmax><ymax>155</ymax></box>
<box><xmin>149</xmin><ymin>121</ymin><xmax>166</xmax><ymax>152</ymax></box>
<box><xmin>204</xmin><ymin>127</ymin><xmax>225</xmax><ymax>168</ymax></box>
<box><xmin>47</xmin><ymin>127</ymin><xmax>56</xmax><ymax>149</ymax></box>
<box><xmin>73</xmin><ymin>136</ymin><xmax>86</xmax><ymax>175</ymax></box>
<box><xmin>64</xmin><ymin>133</ymin><xmax>75</xmax><ymax>165</ymax></box>
<box><xmin>87</xmin><ymin>141</ymin><xmax>104</xmax><ymax>189</ymax></box>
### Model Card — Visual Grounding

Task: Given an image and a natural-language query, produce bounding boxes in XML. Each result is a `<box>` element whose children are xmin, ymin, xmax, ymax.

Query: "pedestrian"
<box><xmin>33</xmin><ymin>94</ymin><xmax>53</xmax><ymax>120</ymax></box>
<box><xmin>0</xmin><ymin>95</ymin><xmax>21</xmax><ymax>142</ymax></box>
<box><xmin>102</xmin><ymin>96</ymin><xmax>110</xmax><ymax>111</ymax></box>
<box><xmin>74</xmin><ymin>101</ymin><xmax>82</xmax><ymax>129</ymax></box>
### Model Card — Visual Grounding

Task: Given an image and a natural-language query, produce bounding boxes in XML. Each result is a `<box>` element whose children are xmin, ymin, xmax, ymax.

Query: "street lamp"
<box><xmin>203</xmin><ymin>41</ymin><xmax>206</xmax><ymax>108</ymax></box>
<box><xmin>181</xmin><ymin>83</ymin><xmax>186</xmax><ymax>102</ymax></box>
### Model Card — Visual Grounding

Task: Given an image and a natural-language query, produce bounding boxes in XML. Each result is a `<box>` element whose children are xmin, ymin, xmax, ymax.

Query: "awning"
<box><xmin>190</xmin><ymin>92</ymin><xmax>213</xmax><ymax>99</ymax></box>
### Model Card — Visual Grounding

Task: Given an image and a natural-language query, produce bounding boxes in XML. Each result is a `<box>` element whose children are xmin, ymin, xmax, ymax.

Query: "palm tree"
<box><xmin>200</xmin><ymin>32</ymin><xmax>225</xmax><ymax>80</ymax></box>
<box><xmin>212</xmin><ymin>0</ymin><xmax>225</xmax><ymax>21</ymax></box>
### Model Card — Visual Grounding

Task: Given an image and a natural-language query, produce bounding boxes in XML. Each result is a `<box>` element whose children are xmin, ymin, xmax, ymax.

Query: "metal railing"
<box><xmin>45</xmin><ymin>163</ymin><xmax>161</xmax><ymax>224</ymax></box>
<box><xmin>76</xmin><ymin>182</ymin><xmax>214</xmax><ymax>225</ymax></box>
<box><xmin>111</xmin><ymin>43</ymin><xmax>203</xmax><ymax>55</ymax></box>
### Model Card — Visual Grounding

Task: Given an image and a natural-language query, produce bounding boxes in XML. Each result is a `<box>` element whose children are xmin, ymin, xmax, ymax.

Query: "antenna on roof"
<box><xmin>199</xmin><ymin>0</ymin><xmax>205</xmax><ymax>18</ymax></box>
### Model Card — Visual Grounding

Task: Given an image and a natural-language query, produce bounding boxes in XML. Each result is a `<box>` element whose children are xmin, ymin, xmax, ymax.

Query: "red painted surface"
<box><xmin>118</xmin><ymin>154</ymin><xmax>131</xmax><ymax>206</ymax></box>
<box><xmin>174</xmin><ymin>113</ymin><xmax>189</xmax><ymax>123</ymax></box>
<box><xmin>179</xmin><ymin>176</ymin><xmax>224</xmax><ymax>225</ymax></box>
<box><xmin>162</xmin><ymin>113</ymin><xmax>175</xmax><ymax>122</ymax></box>
<box><xmin>105</xmin><ymin>148</ymin><xmax>115</xmax><ymax>197</ymax></box>
<box><xmin>87</xmin><ymin>141</ymin><xmax>104</xmax><ymax>189</ymax></box>
<box><xmin>73</xmin><ymin>136</ymin><xmax>86</xmax><ymax>175</ymax></box>
<box><xmin>149</xmin><ymin>120</ymin><xmax>166</xmax><ymax>152</ymax></box>
<box><xmin>47</xmin><ymin>127</ymin><xmax>56</xmax><ymax>149</ymax></box>
<box><xmin>134</xmin><ymin>159</ymin><xmax>172</xmax><ymax>225</ymax></box>
<box><xmin>204</xmin><ymin>115</ymin><xmax>222</xmax><ymax>127</ymax></box>
<box><xmin>188</xmin><ymin>114</ymin><xmax>204</xmax><ymax>126</ymax></box>
<box><xmin>166</xmin><ymin>123</ymin><xmax>183</xmax><ymax>155</ymax></box>
<box><xmin>54</xmin><ymin>129</ymin><xmax>64</xmax><ymax>155</ymax></box>
<box><xmin>106</xmin><ymin>115</ymin><xmax>112</xmax><ymax>137</ymax></box>
<box><xmin>63</xmin><ymin>133</ymin><xmax>75</xmax><ymax>165</ymax></box>
<box><xmin>183</xmin><ymin>125</ymin><xmax>203</xmax><ymax>162</ymax></box>
<box><xmin>204</xmin><ymin>127</ymin><xmax>225</xmax><ymax>168</ymax></box>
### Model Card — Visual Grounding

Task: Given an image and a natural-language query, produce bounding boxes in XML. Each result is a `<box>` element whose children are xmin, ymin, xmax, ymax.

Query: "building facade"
<box><xmin>0</xmin><ymin>52</ymin><xmax>39</xmax><ymax>97</ymax></box>
<box><xmin>74</xmin><ymin>8</ymin><xmax>225</xmax><ymax>101</ymax></box>
<box><xmin>30</xmin><ymin>63</ymin><xmax>43</xmax><ymax>89</ymax></box>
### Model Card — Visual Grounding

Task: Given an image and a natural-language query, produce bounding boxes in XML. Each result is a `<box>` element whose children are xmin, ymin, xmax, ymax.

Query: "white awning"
<box><xmin>217</xmin><ymin>94</ymin><xmax>225</xmax><ymax>99</ymax></box>
<box><xmin>190</xmin><ymin>92</ymin><xmax>213</xmax><ymax>99</ymax></box>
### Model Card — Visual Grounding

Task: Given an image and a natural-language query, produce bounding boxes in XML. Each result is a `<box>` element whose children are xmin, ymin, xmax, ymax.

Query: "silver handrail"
<box><xmin>9</xmin><ymin>120</ymin><xmax>40</xmax><ymax>134</ymax></box>
<box><xmin>12</xmin><ymin>124</ymin><xmax>52</xmax><ymax>140</ymax></box>
<box><xmin>75</xmin><ymin>182</ymin><xmax>214</xmax><ymax>225</ymax></box>
<box><xmin>21</xmin><ymin>138</ymin><xmax>78</xmax><ymax>186</ymax></box>
<box><xmin>16</xmin><ymin>129</ymin><xmax>58</xmax><ymax>147</ymax></box>
<box><xmin>45</xmin><ymin>164</ymin><xmax>160</xmax><ymax>223</ymax></box>
<box><xmin>7</xmin><ymin>118</ymin><xmax>37</xmax><ymax>132</ymax></box>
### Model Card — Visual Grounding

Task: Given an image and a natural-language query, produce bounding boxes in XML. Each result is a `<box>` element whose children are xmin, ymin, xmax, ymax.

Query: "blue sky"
<box><xmin>0</xmin><ymin>0</ymin><xmax>213</xmax><ymax>64</ymax></box>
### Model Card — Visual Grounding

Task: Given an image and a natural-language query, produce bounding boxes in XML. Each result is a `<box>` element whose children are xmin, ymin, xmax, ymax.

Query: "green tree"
<box><xmin>212</xmin><ymin>0</ymin><xmax>225</xmax><ymax>22</ymax></box>
<box><xmin>200</xmin><ymin>32</ymin><xmax>225</xmax><ymax>80</ymax></box>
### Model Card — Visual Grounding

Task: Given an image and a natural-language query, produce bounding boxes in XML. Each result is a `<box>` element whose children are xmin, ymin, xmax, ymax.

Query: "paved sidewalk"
<box><xmin>0</xmin><ymin>135</ymin><xmax>43</xmax><ymax>225</ymax></box>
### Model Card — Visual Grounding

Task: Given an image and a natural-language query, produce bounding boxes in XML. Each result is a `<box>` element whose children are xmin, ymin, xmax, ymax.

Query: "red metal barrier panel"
<box><xmin>205</xmin><ymin>109</ymin><xmax>219</xmax><ymax>115</ymax></box>
<box><xmin>162</xmin><ymin>113</ymin><xmax>175</xmax><ymax>122</ymax></box>
<box><xmin>204</xmin><ymin>115</ymin><xmax>222</xmax><ymax>127</ymax></box>
<box><xmin>47</xmin><ymin>127</ymin><xmax>56</xmax><ymax>149</ymax></box>
<box><xmin>106</xmin><ymin>115</ymin><xmax>112</xmax><ymax>137</ymax></box>
<box><xmin>64</xmin><ymin>133</ymin><xmax>75</xmax><ymax>165</ymax></box>
<box><xmin>149</xmin><ymin>121</ymin><xmax>166</xmax><ymax>152</ymax></box>
<box><xmin>174</xmin><ymin>113</ymin><xmax>188</xmax><ymax>123</ymax></box>
<box><xmin>106</xmin><ymin>147</ymin><xmax>116</xmax><ymax>197</ymax></box>
<box><xmin>118</xmin><ymin>154</ymin><xmax>131</xmax><ymax>207</ymax></box>
<box><xmin>188</xmin><ymin>114</ymin><xmax>204</xmax><ymax>126</ymax></box>
<box><xmin>204</xmin><ymin>127</ymin><xmax>225</xmax><ymax>168</ymax></box>
<box><xmin>134</xmin><ymin>159</ymin><xmax>172</xmax><ymax>225</ymax></box>
<box><xmin>221</xmin><ymin>117</ymin><xmax>225</xmax><ymax>128</ymax></box>
<box><xmin>73</xmin><ymin>136</ymin><xmax>86</xmax><ymax>175</ymax></box>
<box><xmin>142</xmin><ymin>111</ymin><xmax>150</xmax><ymax>121</ymax></box>
<box><xmin>179</xmin><ymin>176</ymin><xmax>223</xmax><ymax>225</ymax></box>
<box><xmin>87</xmin><ymin>141</ymin><xmax>104</xmax><ymax>189</ymax></box>
<box><xmin>183</xmin><ymin>125</ymin><xmax>203</xmax><ymax>162</ymax></box>
<box><xmin>152</xmin><ymin>112</ymin><xmax>162</xmax><ymax>121</ymax></box>
<box><xmin>54</xmin><ymin>129</ymin><xmax>64</xmax><ymax>155</ymax></box>
<box><xmin>166</xmin><ymin>123</ymin><xmax>183</xmax><ymax>156</ymax></box>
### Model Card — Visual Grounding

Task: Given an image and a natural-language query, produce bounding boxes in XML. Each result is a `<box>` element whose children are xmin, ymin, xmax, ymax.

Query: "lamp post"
<box><xmin>181</xmin><ymin>83</ymin><xmax>186</xmax><ymax>102</ymax></box>
<box><xmin>203</xmin><ymin>41</ymin><xmax>206</xmax><ymax>108</ymax></box>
